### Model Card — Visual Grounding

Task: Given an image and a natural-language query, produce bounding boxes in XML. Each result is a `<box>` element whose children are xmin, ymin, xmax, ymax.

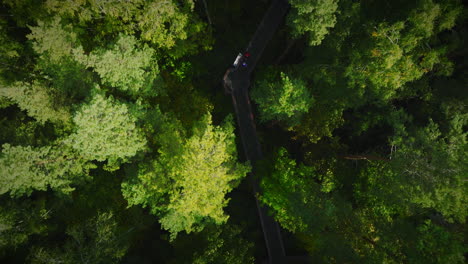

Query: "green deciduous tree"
<box><xmin>251</xmin><ymin>71</ymin><xmax>313</xmax><ymax>126</ymax></box>
<box><xmin>409</xmin><ymin>220</ymin><xmax>465</xmax><ymax>263</ymax></box>
<box><xmin>26</xmin><ymin>17</ymin><xmax>93</xmax><ymax>109</ymax></box>
<box><xmin>122</xmin><ymin>114</ymin><xmax>249</xmax><ymax>238</ymax></box>
<box><xmin>259</xmin><ymin>147</ymin><xmax>337</xmax><ymax>233</ymax></box>
<box><xmin>348</xmin><ymin>108</ymin><xmax>466</xmax><ymax>262</ymax></box>
<box><xmin>66</xmin><ymin>93</ymin><xmax>146</xmax><ymax>170</ymax></box>
<box><xmin>287</xmin><ymin>0</ymin><xmax>339</xmax><ymax>45</ymax></box>
<box><xmin>27</xmin><ymin>17</ymin><xmax>79</xmax><ymax>64</ymax></box>
<box><xmin>43</xmin><ymin>0</ymin><xmax>211</xmax><ymax>57</ymax></box>
<box><xmin>138</xmin><ymin>0</ymin><xmax>190</xmax><ymax>49</ymax></box>
<box><xmin>45</xmin><ymin>0</ymin><xmax>143</xmax><ymax>22</ymax></box>
<box><xmin>191</xmin><ymin>224</ymin><xmax>254</xmax><ymax>264</ymax></box>
<box><xmin>0</xmin><ymin>199</ymin><xmax>49</xmax><ymax>255</ymax></box>
<box><xmin>344</xmin><ymin>0</ymin><xmax>461</xmax><ymax>102</ymax></box>
<box><xmin>30</xmin><ymin>211</ymin><xmax>128</xmax><ymax>264</ymax></box>
<box><xmin>136</xmin><ymin>0</ymin><xmax>212</xmax><ymax>57</ymax></box>
<box><xmin>357</xmin><ymin>117</ymin><xmax>467</xmax><ymax>223</ymax></box>
<box><xmin>290</xmin><ymin>0</ymin><xmax>463</xmax><ymax>143</ymax></box>
<box><xmin>2</xmin><ymin>0</ymin><xmax>47</xmax><ymax>26</ymax></box>
<box><xmin>392</xmin><ymin>120</ymin><xmax>467</xmax><ymax>223</ymax></box>
<box><xmin>348</xmin><ymin>180</ymin><xmax>466</xmax><ymax>264</ymax></box>
<box><xmin>0</xmin><ymin>81</ymin><xmax>71</xmax><ymax>124</ymax></box>
<box><xmin>171</xmin><ymin>223</ymin><xmax>254</xmax><ymax>264</ymax></box>
<box><xmin>261</xmin><ymin>142</ymin><xmax>466</xmax><ymax>263</ymax></box>
<box><xmin>259</xmin><ymin>148</ymin><xmax>361</xmax><ymax>262</ymax></box>
<box><xmin>44</xmin><ymin>0</ymin><xmax>144</xmax><ymax>34</ymax></box>
<box><xmin>159</xmin><ymin>114</ymin><xmax>250</xmax><ymax>237</ymax></box>
<box><xmin>291</xmin><ymin>101</ymin><xmax>344</xmax><ymax>143</ymax></box>
<box><xmin>0</xmin><ymin>143</ymin><xmax>93</xmax><ymax>197</ymax></box>
<box><xmin>74</xmin><ymin>34</ymin><xmax>159</xmax><ymax>94</ymax></box>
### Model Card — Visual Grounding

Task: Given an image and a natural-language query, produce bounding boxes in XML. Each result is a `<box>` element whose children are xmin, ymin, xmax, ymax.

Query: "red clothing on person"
<box><xmin>244</xmin><ymin>52</ymin><xmax>251</xmax><ymax>58</ymax></box>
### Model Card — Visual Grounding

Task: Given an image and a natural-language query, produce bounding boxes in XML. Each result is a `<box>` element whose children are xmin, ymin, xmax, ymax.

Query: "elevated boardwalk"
<box><xmin>223</xmin><ymin>0</ymin><xmax>310</xmax><ymax>263</ymax></box>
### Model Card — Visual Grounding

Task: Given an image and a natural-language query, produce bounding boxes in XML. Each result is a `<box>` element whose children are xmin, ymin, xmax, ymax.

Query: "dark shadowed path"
<box><xmin>223</xmin><ymin>0</ymin><xmax>310</xmax><ymax>263</ymax></box>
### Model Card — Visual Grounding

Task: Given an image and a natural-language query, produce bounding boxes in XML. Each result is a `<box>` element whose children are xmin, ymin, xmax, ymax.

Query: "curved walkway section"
<box><xmin>223</xmin><ymin>0</ymin><xmax>295</xmax><ymax>263</ymax></box>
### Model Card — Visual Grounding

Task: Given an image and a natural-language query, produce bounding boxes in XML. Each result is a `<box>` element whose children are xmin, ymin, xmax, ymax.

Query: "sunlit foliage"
<box><xmin>0</xmin><ymin>143</ymin><xmax>92</xmax><ymax>197</ymax></box>
<box><xmin>123</xmin><ymin>114</ymin><xmax>249</xmax><ymax>238</ymax></box>
<box><xmin>66</xmin><ymin>93</ymin><xmax>146</xmax><ymax>169</ymax></box>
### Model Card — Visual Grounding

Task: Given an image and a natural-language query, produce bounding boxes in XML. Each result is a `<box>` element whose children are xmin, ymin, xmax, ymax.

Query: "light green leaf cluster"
<box><xmin>45</xmin><ymin>0</ymin><xmax>200</xmax><ymax>51</ymax></box>
<box><xmin>260</xmin><ymin>148</ymin><xmax>318</xmax><ymax>233</ymax></box>
<box><xmin>292</xmin><ymin>0</ymin><xmax>463</xmax><ymax>145</ymax></box>
<box><xmin>123</xmin><ymin>114</ymin><xmax>249</xmax><ymax>238</ymax></box>
<box><xmin>252</xmin><ymin>71</ymin><xmax>313</xmax><ymax>126</ymax></box>
<box><xmin>138</xmin><ymin>0</ymin><xmax>190</xmax><ymax>48</ymax></box>
<box><xmin>0</xmin><ymin>81</ymin><xmax>70</xmax><ymax>124</ymax></box>
<box><xmin>67</xmin><ymin>93</ymin><xmax>146</xmax><ymax>168</ymax></box>
<box><xmin>390</xmin><ymin>119</ymin><xmax>467</xmax><ymax>223</ymax></box>
<box><xmin>27</xmin><ymin>17</ymin><xmax>78</xmax><ymax>63</ymax></box>
<box><xmin>75</xmin><ymin>34</ymin><xmax>158</xmax><ymax>93</ymax></box>
<box><xmin>45</xmin><ymin>0</ymin><xmax>144</xmax><ymax>23</ymax></box>
<box><xmin>288</xmin><ymin>0</ymin><xmax>339</xmax><ymax>45</ymax></box>
<box><xmin>345</xmin><ymin>0</ymin><xmax>462</xmax><ymax>101</ymax></box>
<box><xmin>160</xmin><ymin>114</ymin><xmax>250</xmax><ymax>236</ymax></box>
<box><xmin>121</xmin><ymin>159</ymin><xmax>170</xmax><ymax>214</ymax></box>
<box><xmin>355</xmin><ymin>114</ymin><xmax>467</xmax><ymax>223</ymax></box>
<box><xmin>0</xmin><ymin>143</ymin><xmax>92</xmax><ymax>197</ymax></box>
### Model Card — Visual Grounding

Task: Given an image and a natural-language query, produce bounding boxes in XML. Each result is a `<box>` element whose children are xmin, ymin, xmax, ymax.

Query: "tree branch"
<box><xmin>341</xmin><ymin>154</ymin><xmax>389</xmax><ymax>161</ymax></box>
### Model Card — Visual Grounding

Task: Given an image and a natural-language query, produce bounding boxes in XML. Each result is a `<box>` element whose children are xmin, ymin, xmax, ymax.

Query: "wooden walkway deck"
<box><xmin>223</xmin><ymin>1</ymin><xmax>311</xmax><ymax>263</ymax></box>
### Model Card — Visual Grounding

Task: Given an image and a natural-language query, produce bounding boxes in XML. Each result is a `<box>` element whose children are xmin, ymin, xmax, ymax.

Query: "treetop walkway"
<box><xmin>223</xmin><ymin>0</ymin><xmax>310</xmax><ymax>263</ymax></box>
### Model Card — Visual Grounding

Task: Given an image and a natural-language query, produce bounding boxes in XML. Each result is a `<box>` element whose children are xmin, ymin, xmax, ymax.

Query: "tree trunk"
<box><xmin>275</xmin><ymin>39</ymin><xmax>296</xmax><ymax>65</ymax></box>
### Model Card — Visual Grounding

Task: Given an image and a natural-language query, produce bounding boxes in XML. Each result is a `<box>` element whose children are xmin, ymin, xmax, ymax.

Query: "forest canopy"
<box><xmin>0</xmin><ymin>0</ymin><xmax>466</xmax><ymax>263</ymax></box>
